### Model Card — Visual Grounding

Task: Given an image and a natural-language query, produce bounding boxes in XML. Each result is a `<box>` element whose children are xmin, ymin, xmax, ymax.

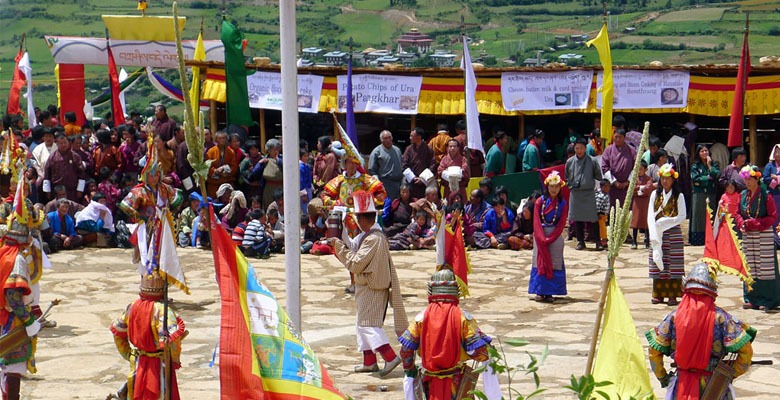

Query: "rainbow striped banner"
<box><xmin>210</xmin><ymin>207</ymin><xmax>345</xmax><ymax>400</ymax></box>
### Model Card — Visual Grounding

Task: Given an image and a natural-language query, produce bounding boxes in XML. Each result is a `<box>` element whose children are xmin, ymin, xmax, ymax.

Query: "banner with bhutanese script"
<box><xmin>596</xmin><ymin>69</ymin><xmax>690</xmax><ymax>110</ymax></box>
<box><xmin>44</xmin><ymin>36</ymin><xmax>225</xmax><ymax>68</ymax></box>
<box><xmin>210</xmin><ymin>207</ymin><xmax>345</xmax><ymax>400</ymax></box>
<box><xmin>337</xmin><ymin>74</ymin><xmax>422</xmax><ymax>114</ymax></box>
<box><xmin>501</xmin><ymin>70</ymin><xmax>593</xmax><ymax>111</ymax></box>
<box><xmin>247</xmin><ymin>71</ymin><xmax>324</xmax><ymax>113</ymax></box>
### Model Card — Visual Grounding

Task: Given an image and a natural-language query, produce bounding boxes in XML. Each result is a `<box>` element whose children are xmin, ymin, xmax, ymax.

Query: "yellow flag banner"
<box><xmin>190</xmin><ymin>32</ymin><xmax>206</xmax><ymax>124</ymax></box>
<box><xmin>102</xmin><ymin>16</ymin><xmax>185</xmax><ymax>41</ymax></box>
<box><xmin>592</xmin><ymin>275</ymin><xmax>655</xmax><ymax>399</ymax></box>
<box><xmin>587</xmin><ymin>24</ymin><xmax>614</xmax><ymax>144</ymax></box>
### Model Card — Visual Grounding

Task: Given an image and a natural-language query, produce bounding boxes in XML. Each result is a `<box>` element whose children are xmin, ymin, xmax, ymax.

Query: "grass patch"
<box><xmin>655</xmin><ymin>7</ymin><xmax>729</xmax><ymax>22</ymax></box>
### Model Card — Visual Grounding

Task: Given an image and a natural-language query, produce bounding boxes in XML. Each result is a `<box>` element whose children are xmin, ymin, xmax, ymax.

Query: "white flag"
<box><xmin>18</xmin><ymin>52</ymin><xmax>36</xmax><ymax>129</ymax></box>
<box><xmin>461</xmin><ymin>37</ymin><xmax>484</xmax><ymax>155</ymax></box>
<box><xmin>118</xmin><ymin>68</ymin><xmax>128</xmax><ymax>118</ymax></box>
<box><xmin>159</xmin><ymin>211</ymin><xmax>189</xmax><ymax>294</ymax></box>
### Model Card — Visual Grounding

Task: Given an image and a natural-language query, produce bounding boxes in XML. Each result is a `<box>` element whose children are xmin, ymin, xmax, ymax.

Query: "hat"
<box><xmin>683</xmin><ymin>262</ymin><xmax>718</xmax><ymax>297</ymax></box>
<box><xmin>427</xmin><ymin>266</ymin><xmax>460</xmax><ymax>298</ymax></box>
<box><xmin>658</xmin><ymin>163</ymin><xmax>679</xmax><ymax>179</ymax></box>
<box><xmin>739</xmin><ymin>165</ymin><xmax>761</xmax><ymax>180</ymax></box>
<box><xmin>216</xmin><ymin>183</ymin><xmax>234</xmax><ymax>198</ymax></box>
<box><xmin>351</xmin><ymin>190</ymin><xmax>377</xmax><ymax>214</ymax></box>
<box><xmin>140</xmin><ymin>272</ymin><xmax>166</xmax><ymax>297</ymax></box>
<box><xmin>0</xmin><ymin>131</ymin><xmax>25</xmax><ymax>184</ymax></box>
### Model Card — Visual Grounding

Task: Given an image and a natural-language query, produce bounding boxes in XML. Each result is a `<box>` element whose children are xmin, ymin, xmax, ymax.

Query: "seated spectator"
<box><xmin>232</xmin><ymin>213</ymin><xmax>251</xmax><ymax>247</ymax></box>
<box><xmin>508</xmin><ymin>202</ymin><xmax>534</xmax><ymax>250</ymax></box>
<box><xmin>239</xmin><ymin>141</ymin><xmax>263</xmax><ymax>200</ymax></box>
<box><xmin>464</xmin><ymin>189</ymin><xmax>492</xmax><ymax>249</ymax></box>
<box><xmin>267</xmin><ymin>208</ymin><xmax>284</xmax><ymax>253</ymax></box>
<box><xmin>92</xmin><ymin>129</ymin><xmax>122</xmax><ymax>179</ymax></box>
<box><xmin>178</xmin><ymin>193</ymin><xmax>202</xmax><ymax>247</ymax></box>
<box><xmin>267</xmin><ymin>188</ymin><xmax>285</xmax><ymax>223</ymax></box>
<box><xmin>412</xmin><ymin>186</ymin><xmax>442</xmax><ymax>219</ymax></box>
<box><xmin>494</xmin><ymin>185</ymin><xmax>518</xmax><ymax>215</ymax></box>
<box><xmin>306</xmin><ymin>198</ymin><xmax>332</xmax><ymax>256</ymax></box>
<box><xmin>220</xmin><ymin>190</ymin><xmax>248</xmax><ymax>231</ymax></box>
<box><xmin>214</xmin><ymin>183</ymin><xmax>234</xmax><ymax>215</ymax></box>
<box><xmin>192</xmin><ymin>207</ymin><xmax>211</xmax><ymax>248</ymax></box>
<box><xmin>389</xmin><ymin>211</ymin><xmax>435</xmax><ymax>250</ymax></box>
<box><xmin>75</xmin><ymin>192</ymin><xmax>114</xmax><ymax>234</ymax></box>
<box><xmin>446</xmin><ymin>202</ymin><xmax>474</xmax><ymax>245</ymax></box>
<box><xmin>300</xmin><ymin>149</ymin><xmax>313</xmax><ymax>215</ymax></box>
<box><xmin>97</xmin><ymin>167</ymin><xmax>122</xmax><ymax>213</ymax></box>
<box><xmin>382</xmin><ymin>183</ymin><xmax>416</xmax><ymax>237</ymax></box>
<box><xmin>242</xmin><ymin>209</ymin><xmax>272</xmax><ymax>258</ymax></box>
<box><xmin>300</xmin><ymin>215</ymin><xmax>314</xmax><ymax>254</ymax></box>
<box><xmin>249</xmin><ymin>195</ymin><xmax>262</xmax><ymax>212</ymax></box>
<box><xmin>479</xmin><ymin>177</ymin><xmax>494</xmax><ymax>204</ymax></box>
<box><xmin>47</xmin><ymin>198</ymin><xmax>83</xmax><ymax>251</ymax></box>
<box><xmin>154</xmin><ymin>133</ymin><xmax>180</xmax><ymax>188</ymax></box>
<box><xmin>44</xmin><ymin>185</ymin><xmax>84</xmax><ymax>219</ymax></box>
<box><xmin>483</xmin><ymin>197</ymin><xmax>515</xmax><ymax>249</ymax></box>
<box><xmin>81</xmin><ymin>178</ymin><xmax>98</xmax><ymax>205</ymax></box>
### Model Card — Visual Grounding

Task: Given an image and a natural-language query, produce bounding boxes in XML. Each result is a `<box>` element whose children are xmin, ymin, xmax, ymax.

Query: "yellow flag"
<box><xmin>190</xmin><ymin>32</ymin><xmax>206</xmax><ymax>126</ymax></box>
<box><xmin>587</xmin><ymin>24</ymin><xmax>613</xmax><ymax>145</ymax></box>
<box><xmin>54</xmin><ymin>64</ymin><xmax>61</xmax><ymax>109</ymax></box>
<box><xmin>592</xmin><ymin>275</ymin><xmax>655</xmax><ymax>399</ymax></box>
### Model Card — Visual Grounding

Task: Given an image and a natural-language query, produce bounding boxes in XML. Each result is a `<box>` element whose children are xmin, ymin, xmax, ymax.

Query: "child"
<box><xmin>595</xmin><ymin>179</ymin><xmax>611</xmax><ymax>250</ymax></box>
<box><xmin>300</xmin><ymin>149</ymin><xmax>313</xmax><ymax>215</ymax></box>
<box><xmin>232</xmin><ymin>213</ymin><xmax>251</xmax><ymax>247</ymax></box>
<box><xmin>630</xmin><ymin>160</ymin><xmax>653</xmax><ymax>249</ymax></box>
<box><xmin>178</xmin><ymin>193</ymin><xmax>202</xmax><ymax>247</ymax></box>
<box><xmin>388</xmin><ymin>211</ymin><xmax>434</xmax><ymax>250</ymax></box>
<box><xmin>267</xmin><ymin>208</ymin><xmax>284</xmax><ymax>253</ymax></box>
<box><xmin>306</xmin><ymin>199</ymin><xmax>332</xmax><ymax>256</ymax></box>
<box><xmin>249</xmin><ymin>195</ymin><xmax>263</xmax><ymax>212</ymax></box>
<box><xmin>647</xmin><ymin>148</ymin><xmax>668</xmax><ymax>189</ymax></box>
<box><xmin>242</xmin><ymin>209</ymin><xmax>271</xmax><ymax>258</ymax></box>
<box><xmin>82</xmin><ymin>179</ymin><xmax>98</xmax><ymax>206</ymax></box>
<box><xmin>194</xmin><ymin>207</ymin><xmax>211</xmax><ymax>248</ymax></box>
<box><xmin>719</xmin><ymin>179</ymin><xmax>740</xmax><ymax>217</ymax></box>
<box><xmin>98</xmin><ymin>166</ymin><xmax>121</xmax><ymax>213</ymax></box>
<box><xmin>75</xmin><ymin>192</ymin><xmax>114</xmax><ymax>239</ymax></box>
<box><xmin>300</xmin><ymin>215</ymin><xmax>314</xmax><ymax>254</ymax></box>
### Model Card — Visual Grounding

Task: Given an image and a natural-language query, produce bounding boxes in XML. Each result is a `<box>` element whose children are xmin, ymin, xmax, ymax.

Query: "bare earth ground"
<box><xmin>21</xmin><ymin>238</ymin><xmax>780</xmax><ymax>399</ymax></box>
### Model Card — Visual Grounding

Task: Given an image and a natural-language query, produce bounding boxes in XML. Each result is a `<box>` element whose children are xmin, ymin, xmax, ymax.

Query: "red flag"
<box><xmin>6</xmin><ymin>47</ymin><xmax>25</xmax><ymax>116</ymax></box>
<box><xmin>445</xmin><ymin>218</ymin><xmax>472</xmax><ymax>297</ymax></box>
<box><xmin>702</xmin><ymin>203</ymin><xmax>753</xmax><ymax>290</ymax></box>
<box><xmin>107</xmin><ymin>42</ymin><xmax>126</xmax><ymax>126</ymax></box>
<box><xmin>728</xmin><ymin>20</ymin><xmax>750</xmax><ymax>147</ymax></box>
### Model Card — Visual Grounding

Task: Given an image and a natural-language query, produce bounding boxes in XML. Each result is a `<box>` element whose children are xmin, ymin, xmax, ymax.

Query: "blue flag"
<box><xmin>346</xmin><ymin>53</ymin><xmax>358</xmax><ymax>146</ymax></box>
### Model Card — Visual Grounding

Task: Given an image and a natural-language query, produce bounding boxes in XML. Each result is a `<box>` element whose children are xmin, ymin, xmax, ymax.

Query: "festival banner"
<box><xmin>210</xmin><ymin>208</ymin><xmax>345</xmax><ymax>400</ymax></box>
<box><xmin>44</xmin><ymin>36</ymin><xmax>225</xmax><ymax>68</ymax></box>
<box><xmin>501</xmin><ymin>70</ymin><xmax>593</xmax><ymax>111</ymax></box>
<box><xmin>336</xmin><ymin>74</ymin><xmax>422</xmax><ymax>114</ymax></box>
<box><xmin>247</xmin><ymin>72</ymin><xmax>324</xmax><ymax>113</ymax></box>
<box><xmin>596</xmin><ymin>69</ymin><xmax>690</xmax><ymax>110</ymax></box>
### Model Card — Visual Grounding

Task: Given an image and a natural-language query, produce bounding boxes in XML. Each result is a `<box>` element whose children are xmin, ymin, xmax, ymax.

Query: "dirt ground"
<box><xmin>18</xmin><ymin>239</ymin><xmax>780</xmax><ymax>399</ymax></box>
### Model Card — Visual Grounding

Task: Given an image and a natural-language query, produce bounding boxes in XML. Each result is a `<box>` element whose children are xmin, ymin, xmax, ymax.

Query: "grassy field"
<box><xmin>0</xmin><ymin>0</ymin><xmax>777</xmax><ymax>117</ymax></box>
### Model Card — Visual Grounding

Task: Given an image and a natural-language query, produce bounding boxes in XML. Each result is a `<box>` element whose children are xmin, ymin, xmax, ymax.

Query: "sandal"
<box><xmin>542</xmin><ymin>295</ymin><xmax>554</xmax><ymax>303</ymax></box>
<box><xmin>742</xmin><ymin>303</ymin><xmax>756</xmax><ymax>310</ymax></box>
<box><xmin>651</xmin><ymin>297</ymin><xmax>663</xmax><ymax>304</ymax></box>
<box><xmin>534</xmin><ymin>295</ymin><xmax>544</xmax><ymax>302</ymax></box>
<box><xmin>667</xmin><ymin>298</ymin><xmax>679</xmax><ymax>306</ymax></box>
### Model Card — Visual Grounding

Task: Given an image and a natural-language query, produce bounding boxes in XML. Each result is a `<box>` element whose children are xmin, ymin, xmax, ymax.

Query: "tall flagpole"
<box><xmin>740</xmin><ymin>12</ymin><xmax>749</xmax><ymax>148</ymax></box>
<box><xmin>280</xmin><ymin>0</ymin><xmax>302</xmax><ymax>330</ymax></box>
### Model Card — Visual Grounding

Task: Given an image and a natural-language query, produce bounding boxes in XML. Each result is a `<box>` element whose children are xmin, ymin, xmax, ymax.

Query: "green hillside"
<box><xmin>0</xmin><ymin>0</ymin><xmax>777</xmax><ymax>118</ymax></box>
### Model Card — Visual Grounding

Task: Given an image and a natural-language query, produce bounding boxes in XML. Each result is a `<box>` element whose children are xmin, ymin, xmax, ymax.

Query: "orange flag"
<box><xmin>703</xmin><ymin>204</ymin><xmax>752</xmax><ymax>290</ymax></box>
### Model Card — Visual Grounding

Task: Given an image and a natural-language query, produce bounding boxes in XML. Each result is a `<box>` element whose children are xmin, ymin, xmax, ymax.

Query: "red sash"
<box><xmin>674</xmin><ymin>293</ymin><xmax>716</xmax><ymax>400</ymax></box>
<box><xmin>421</xmin><ymin>298</ymin><xmax>462</xmax><ymax>400</ymax></box>
<box><xmin>127</xmin><ymin>299</ymin><xmax>180</xmax><ymax>400</ymax></box>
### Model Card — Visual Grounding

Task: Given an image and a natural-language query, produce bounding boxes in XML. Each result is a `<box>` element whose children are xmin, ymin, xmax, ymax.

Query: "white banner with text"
<box><xmin>596</xmin><ymin>69</ymin><xmax>690</xmax><ymax>109</ymax></box>
<box><xmin>501</xmin><ymin>70</ymin><xmax>594</xmax><ymax>111</ymax></box>
<box><xmin>247</xmin><ymin>72</ymin><xmax>324</xmax><ymax>113</ymax></box>
<box><xmin>337</xmin><ymin>74</ymin><xmax>423</xmax><ymax>114</ymax></box>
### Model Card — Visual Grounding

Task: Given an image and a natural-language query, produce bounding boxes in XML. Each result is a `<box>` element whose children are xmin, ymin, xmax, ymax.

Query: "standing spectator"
<box><xmin>205</xmin><ymin>130</ymin><xmax>239</xmax><ymax>198</ymax></box>
<box><xmin>427</xmin><ymin>122</ymin><xmax>452</xmax><ymax>165</ymax></box>
<box><xmin>313</xmin><ymin>136</ymin><xmax>339</xmax><ymax>194</ymax></box>
<box><xmin>631</xmin><ymin>161</ymin><xmax>653</xmax><ymax>249</ymax></box>
<box><xmin>32</xmin><ymin>127</ymin><xmax>56</xmax><ymax>173</ymax></box>
<box><xmin>453</xmin><ymin>120</ymin><xmax>485</xmax><ymax>178</ymax></box>
<box><xmin>63</xmin><ymin>111</ymin><xmax>81</xmax><ymax>137</ymax></box>
<box><xmin>485</xmin><ymin>131</ymin><xmax>508</xmax><ymax>178</ymax></box>
<box><xmin>154</xmin><ymin>133</ymin><xmax>178</xmax><ymax>187</ymax></box>
<box><xmin>253</xmin><ymin>138</ymin><xmax>283</xmax><ymax>210</ymax></box>
<box><xmin>595</xmin><ymin>179</ymin><xmax>610</xmax><ymax>249</ymax></box>
<box><xmin>300</xmin><ymin>149</ymin><xmax>313</xmax><ymax>215</ymax></box>
<box><xmin>586</xmin><ymin>130</ymin><xmax>604</xmax><ymax>157</ymax></box>
<box><xmin>641</xmin><ymin>136</ymin><xmax>662</xmax><ymax>166</ymax></box>
<box><xmin>46</xmin><ymin>199</ymin><xmax>83</xmax><ymax>251</ymax></box>
<box><xmin>601</xmin><ymin>129</ymin><xmax>637</xmax><ymax>209</ymax></box>
<box><xmin>763</xmin><ymin>144</ymin><xmax>780</xmax><ymax>245</ymax></box>
<box><xmin>368</xmin><ymin>130</ymin><xmax>404</xmax><ymax>200</ymax></box>
<box><xmin>175</xmin><ymin>131</ymin><xmax>196</xmax><ymax>196</ymax></box>
<box><xmin>402</xmin><ymin>127</ymin><xmax>435</xmax><ymax>200</ymax></box>
<box><xmin>71</xmin><ymin>134</ymin><xmax>94</xmax><ymax>178</ymax></box>
<box><xmin>92</xmin><ymin>129</ymin><xmax>122</xmax><ymax>179</ymax></box>
<box><xmin>689</xmin><ymin>144</ymin><xmax>721</xmax><ymax>246</ymax></box>
<box><xmin>437</xmin><ymin>139</ymin><xmax>470</xmax><ymax>202</ymax></box>
<box><xmin>521</xmin><ymin>129</ymin><xmax>545</xmax><ymax>171</ymax></box>
<box><xmin>43</xmin><ymin>133</ymin><xmax>84</xmax><ymax>201</ymax></box>
<box><xmin>229</xmin><ymin>133</ymin><xmax>245</xmax><ymax>164</ymax></box>
<box><xmin>203</xmin><ymin>128</ymin><xmax>215</xmax><ymax>153</ymax></box>
<box><xmin>647</xmin><ymin>164</ymin><xmax>686</xmax><ymax>306</ymax></box>
<box><xmin>718</xmin><ymin>147</ymin><xmax>747</xmax><ymax>193</ymax></box>
<box><xmin>565</xmin><ymin>137</ymin><xmax>602</xmax><ymax>250</ymax></box>
<box><xmin>119</xmin><ymin>125</ymin><xmax>141</xmax><ymax>181</ymax></box>
<box><xmin>166</xmin><ymin>125</ymin><xmax>185</xmax><ymax>153</ymax></box>
<box><xmin>151</xmin><ymin>104</ymin><xmax>176</xmax><ymax>142</ymax></box>
<box><xmin>647</xmin><ymin>148</ymin><xmax>668</xmax><ymax>187</ymax></box>
<box><xmin>239</xmin><ymin>140</ymin><xmax>263</xmax><ymax>200</ymax></box>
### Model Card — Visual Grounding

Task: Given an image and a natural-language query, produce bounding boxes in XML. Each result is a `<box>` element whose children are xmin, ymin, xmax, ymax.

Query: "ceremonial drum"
<box><xmin>326</xmin><ymin>209</ymin><xmax>343</xmax><ymax>238</ymax></box>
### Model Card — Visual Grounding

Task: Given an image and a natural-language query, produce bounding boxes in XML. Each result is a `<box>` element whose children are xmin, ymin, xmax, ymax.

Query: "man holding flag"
<box><xmin>329</xmin><ymin>191</ymin><xmax>406</xmax><ymax>377</ymax></box>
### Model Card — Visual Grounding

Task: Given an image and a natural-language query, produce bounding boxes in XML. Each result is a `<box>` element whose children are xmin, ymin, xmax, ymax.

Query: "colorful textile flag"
<box><xmin>17</xmin><ymin>52</ymin><xmax>36</xmax><ymax>129</ymax></box>
<box><xmin>107</xmin><ymin>40</ymin><xmax>126</xmax><ymax>126</ymax></box>
<box><xmin>330</xmin><ymin>112</ymin><xmax>364</xmax><ymax>171</ymax></box>
<box><xmin>190</xmin><ymin>31</ymin><xmax>207</xmax><ymax>124</ymax></box>
<box><xmin>703</xmin><ymin>203</ymin><xmax>752</xmax><ymax>290</ymax></box>
<box><xmin>461</xmin><ymin>37</ymin><xmax>484</xmax><ymax>156</ymax></box>
<box><xmin>592</xmin><ymin>275</ymin><xmax>654</xmax><ymax>399</ymax></box>
<box><xmin>345</xmin><ymin>54</ymin><xmax>358</xmax><ymax>147</ymax></box>
<box><xmin>210</xmin><ymin>207</ymin><xmax>346</xmax><ymax>400</ymax></box>
<box><xmin>221</xmin><ymin>19</ymin><xmax>253</xmax><ymax>128</ymax></box>
<box><xmin>587</xmin><ymin>24</ymin><xmax>614</xmax><ymax>145</ymax></box>
<box><xmin>728</xmin><ymin>17</ymin><xmax>750</xmax><ymax>148</ymax></box>
<box><xmin>58</xmin><ymin>64</ymin><xmax>86</xmax><ymax>126</ymax></box>
<box><xmin>445</xmin><ymin>216</ymin><xmax>472</xmax><ymax>297</ymax></box>
<box><xmin>6</xmin><ymin>47</ymin><xmax>25</xmax><ymax>116</ymax></box>
<box><xmin>133</xmin><ymin>210</ymin><xmax>189</xmax><ymax>294</ymax></box>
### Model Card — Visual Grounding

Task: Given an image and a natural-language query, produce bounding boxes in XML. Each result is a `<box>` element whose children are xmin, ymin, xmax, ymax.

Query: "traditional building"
<box><xmin>396</xmin><ymin>28</ymin><xmax>433</xmax><ymax>54</ymax></box>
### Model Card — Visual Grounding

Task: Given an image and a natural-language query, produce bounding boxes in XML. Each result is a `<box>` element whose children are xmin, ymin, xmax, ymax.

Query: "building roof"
<box><xmin>323</xmin><ymin>51</ymin><xmax>347</xmax><ymax>58</ymax></box>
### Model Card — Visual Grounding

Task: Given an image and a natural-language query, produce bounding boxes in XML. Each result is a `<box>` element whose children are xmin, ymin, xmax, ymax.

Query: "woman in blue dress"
<box><xmin>529</xmin><ymin>171</ymin><xmax>568</xmax><ymax>303</ymax></box>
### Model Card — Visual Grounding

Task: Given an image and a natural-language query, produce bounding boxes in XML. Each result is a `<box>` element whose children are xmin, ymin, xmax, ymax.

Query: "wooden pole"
<box><xmin>259</xmin><ymin>109</ymin><xmax>267</xmax><ymax>153</ymax></box>
<box><xmin>411</xmin><ymin>115</ymin><xmax>416</xmax><ymax>130</ymax></box>
<box><xmin>519</xmin><ymin>114</ymin><xmax>525</xmax><ymax>140</ymax></box>
<box><xmin>209</xmin><ymin>100</ymin><xmax>218</xmax><ymax>132</ymax></box>
<box><xmin>749</xmin><ymin>115</ymin><xmax>758</xmax><ymax>163</ymax></box>
<box><xmin>740</xmin><ymin>13</ymin><xmax>749</xmax><ymax>148</ymax></box>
